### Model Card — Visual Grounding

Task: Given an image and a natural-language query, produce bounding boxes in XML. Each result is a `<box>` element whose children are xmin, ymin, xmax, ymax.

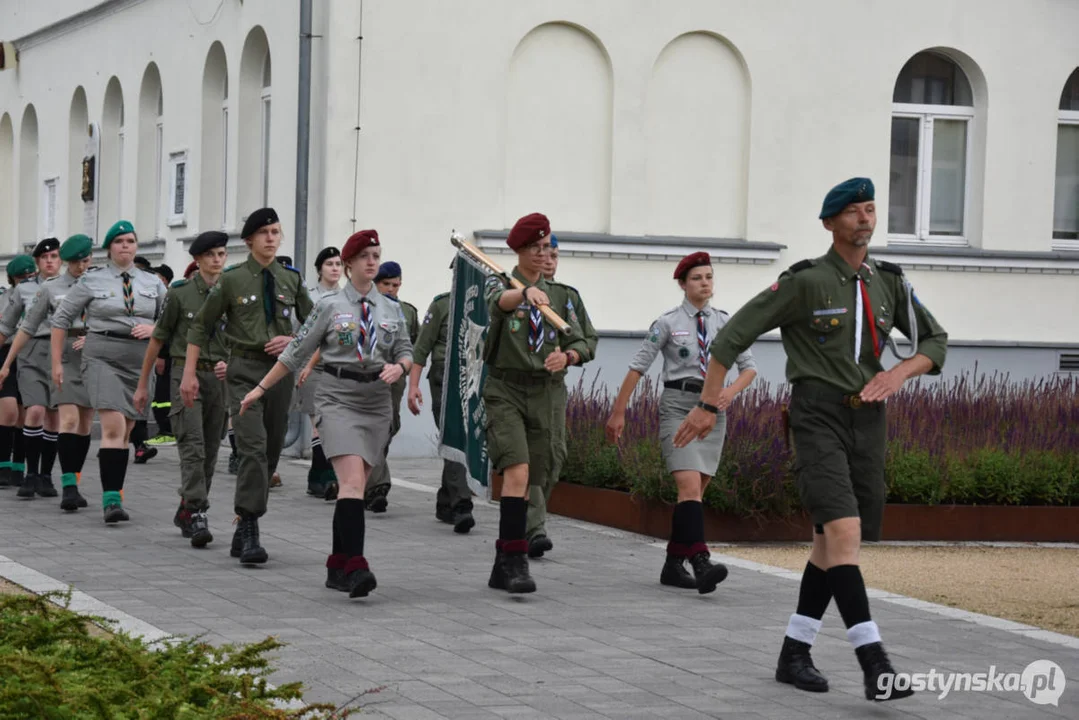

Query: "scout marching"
<box><xmin>0</xmin><ymin>176</ymin><xmax>947</xmax><ymax>703</ymax></box>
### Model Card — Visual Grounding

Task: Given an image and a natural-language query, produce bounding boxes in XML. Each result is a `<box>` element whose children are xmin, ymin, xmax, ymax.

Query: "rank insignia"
<box><xmin>510</xmin><ymin>319</ymin><xmax>521</xmax><ymax>333</ymax></box>
<box><xmin>678</xmin><ymin>347</ymin><xmax>689</xmax><ymax>358</ymax></box>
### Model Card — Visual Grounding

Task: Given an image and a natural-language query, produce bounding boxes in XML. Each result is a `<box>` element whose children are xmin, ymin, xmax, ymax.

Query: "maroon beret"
<box><xmin>507</xmin><ymin>213</ymin><xmax>550</xmax><ymax>251</ymax></box>
<box><xmin>342</xmin><ymin>229</ymin><xmax>380</xmax><ymax>262</ymax></box>
<box><xmin>673</xmin><ymin>252</ymin><xmax>711</xmax><ymax>280</ymax></box>
<box><xmin>183</xmin><ymin>261</ymin><xmax>198</xmax><ymax>279</ymax></box>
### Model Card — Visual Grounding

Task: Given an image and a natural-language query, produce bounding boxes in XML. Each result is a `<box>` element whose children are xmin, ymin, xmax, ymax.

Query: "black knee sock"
<box><xmin>669</xmin><ymin>500</ymin><xmax>706</xmax><ymax>556</ymax></box>
<box><xmin>77</xmin><ymin>434</ymin><xmax>92</xmax><ymax>472</ymax></box>
<box><xmin>98</xmin><ymin>448</ymin><xmax>130</xmax><ymax>493</ymax></box>
<box><xmin>228</xmin><ymin>428</ymin><xmax>236</xmax><ymax>453</ymax></box>
<box><xmin>498</xmin><ymin>496</ymin><xmax>527</xmax><ymax>543</ymax></box>
<box><xmin>58</xmin><ymin>433</ymin><xmax>82</xmax><ymax>488</ymax></box>
<box><xmin>331</xmin><ymin>501</ymin><xmax>343</xmax><ymax>556</ymax></box>
<box><xmin>12</xmin><ymin>428</ymin><xmax>25</xmax><ymax>469</ymax></box>
<box><xmin>796</xmin><ymin>562</ymin><xmax>832</xmax><ymax>620</ymax></box>
<box><xmin>40</xmin><ymin>431</ymin><xmax>57</xmax><ymax>476</ymax></box>
<box><xmin>827</xmin><ymin>565</ymin><xmax>871</xmax><ymax>628</ymax></box>
<box><xmin>337</xmin><ymin>498</ymin><xmax>366</xmax><ymax>557</ymax></box>
<box><xmin>311</xmin><ymin>439</ymin><xmax>329</xmax><ymax>471</ymax></box>
<box><xmin>0</xmin><ymin>425</ymin><xmax>13</xmax><ymax>465</ymax></box>
<box><xmin>22</xmin><ymin>426</ymin><xmax>42</xmax><ymax>476</ymax></box>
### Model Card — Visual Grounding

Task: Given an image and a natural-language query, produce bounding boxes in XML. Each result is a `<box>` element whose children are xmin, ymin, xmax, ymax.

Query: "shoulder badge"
<box><xmin>222</xmin><ymin>263</ymin><xmax>242</xmax><ymax>273</ymax></box>
<box><xmin>170</xmin><ymin>278</ymin><xmax>189</xmax><ymax>288</ymax></box>
<box><xmin>875</xmin><ymin>259</ymin><xmax>904</xmax><ymax>275</ymax></box>
<box><xmin>788</xmin><ymin>259</ymin><xmax>815</xmax><ymax>273</ymax></box>
<box><xmin>282</xmin><ymin>264</ymin><xmax>301</xmax><ymax>276</ymax></box>
<box><xmin>433</xmin><ymin>292</ymin><xmax>450</xmax><ymax>302</ymax></box>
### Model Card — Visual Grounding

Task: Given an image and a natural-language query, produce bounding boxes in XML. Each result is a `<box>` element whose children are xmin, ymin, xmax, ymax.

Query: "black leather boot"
<box><xmin>17</xmin><ymin>473</ymin><xmax>39</xmax><ymax>498</ymax></box>
<box><xmin>325</xmin><ymin>554</ymin><xmax>348</xmax><ymax>591</ymax></box>
<box><xmin>36</xmin><ymin>475</ymin><xmax>57</xmax><ymax>498</ymax></box>
<box><xmin>174</xmin><ymin>502</ymin><xmax>192</xmax><ymax>538</ymax></box>
<box><xmin>689</xmin><ymin>550</ymin><xmax>729</xmax><ymax>594</ymax></box>
<box><xmin>344</xmin><ymin>556</ymin><xmax>377</xmax><ymax>598</ymax></box>
<box><xmin>857</xmin><ymin>642</ymin><xmax>914</xmax><ymax>701</ymax></box>
<box><xmin>60</xmin><ymin>485</ymin><xmax>83</xmax><ymax>512</ymax></box>
<box><xmin>103</xmin><ymin>503</ymin><xmax>129</xmax><ymax>523</ymax></box>
<box><xmin>527</xmin><ymin>534</ymin><xmax>553</xmax><ymax>558</ymax></box>
<box><xmin>775</xmin><ymin>636</ymin><xmax>829</xmax><ymax>692</ymax></box>
<box><xmin>660</xmin><ymin>555</ymin><xmax>697</xmax><ymax>589</ymax></box>
<box><xmin>366</xmin><ymin>484</ymin><xmax>388</xmax><ymax>513</ymax></box>
<box><xmin>452</xmin><ymin>502</ymin><xmax>475</xmax><ymax>534</ymax></box>
<box><xmin>238</xmin><ymin>515</ymin><xmax>268</xmax><ymax>565</ymax></box>
<box><xmin>188</xmin><ymin>511</ymin><xmax>213</xmax><ymax>548</ymax></box>
<box><xmin>0</xmin><ymin>466</ymin><xmax>10</xmax><ymax>487</ymax></box>
<box><xmin>230</xmin><ymin>525</ymin><xmax>242</xmax><ymax>557</ymax></box>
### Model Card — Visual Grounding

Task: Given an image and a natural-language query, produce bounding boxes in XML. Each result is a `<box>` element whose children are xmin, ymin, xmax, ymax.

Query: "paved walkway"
<box><xmin>0</xmin><ymin>445</ymin><xmax>1076</xmax><ymax>719</ymax></box>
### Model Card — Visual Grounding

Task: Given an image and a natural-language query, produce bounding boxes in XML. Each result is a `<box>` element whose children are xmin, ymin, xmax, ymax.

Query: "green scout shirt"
<box><xmin>188</xmin><ymin>254</ymin><xmax>313</xmax><ymax>353</ymax></box>
<box><xmin>709</xmin><ymin>247</ymin><xmax>948</xmax><ymax>394</ymax></box>
<box><xmin>557</xmin><ymin>282</ymin><xmax>598</xmax><ymax>363</ymax></box>
<box><xmin>483</xmin><ymin>268</ymin><xmax>589</xmax><ymax>372</ymax></box>
<box><xmin>154</xmin><ymin>273</ymin><xmax>230</xmax><ymax>363</ymax></box>
<box><xmin>413</xmin><ymin>293</ymin><xmax>449</xmax><ymax>368</ymax></box>
<box><xmin>387</xmin><ymin>298</ymin><xmax>419</xmax><ymax>344</ymax></box>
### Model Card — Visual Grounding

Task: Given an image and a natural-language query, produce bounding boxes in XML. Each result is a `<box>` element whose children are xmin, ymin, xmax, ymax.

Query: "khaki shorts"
<box><xmin>789</xmin><ymin>382</ymin><xmax>888</xmax><ymax>541</ymax></box>
<box><xmin>483</xmin><ymin>373</ymin><xmax>560</xmax><ymax>483</ymax></box>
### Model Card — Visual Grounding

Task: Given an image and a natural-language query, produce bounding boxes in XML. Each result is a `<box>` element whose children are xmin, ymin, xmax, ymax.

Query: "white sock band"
<box><xmin>847</xmin><ymin>620</ymin><xmax>881</xmax><ymax>649</ymax></box>
<box><xmin>785</xmin><ymin>614</ymin><xmax>823</xmax><ymax>646</ymax></box>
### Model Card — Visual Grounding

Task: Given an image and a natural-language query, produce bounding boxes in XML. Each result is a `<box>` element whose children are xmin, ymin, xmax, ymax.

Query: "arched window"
<box><xmin>1053</xmin><ymin>68</ymin><xmax>1079</xmax><ymax>244</ymax></box>
<box><xmin>137</xmin><ymin>63</ymin><xmax>164</xmax><ymax>236</ymax></box>
<box><xmin>101</xmin><ymin>77</ymin><xmax>125</xmax><ymax>226</ymax></box>
<box><xmin>18</xmin><ymin>105</ymin><xmax>39</xmax><ymax>245</ymax></box>
<box><xmin>0</xmin><ymin>113</ymin><xmax>14</xmax><ymax>250</ymax></box>
<box><xmin>68</xmin><ymin>88</ymin><xmax>89</xmax><ymax>237</ymax></box>
<box><xmin>200</xmin><ymin>41</ymin><xmax>229</xmax><ymax>229</ymax></box>
<box><xmin>260</xmin><ymin>53</ymin><xmax>271</xmax><ymax>207</ymax></box>
<box><xmin>889</xmin><ymin>52</ymin><xmax>975</xmax><ymax>242</ymax></box>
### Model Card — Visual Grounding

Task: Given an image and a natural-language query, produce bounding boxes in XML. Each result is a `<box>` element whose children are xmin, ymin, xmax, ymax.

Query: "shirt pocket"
<box><xmin>377</xmin><ymin>320</ymin><xmax>399</xmax><ymax>346</ymax></box>
<box><xmin>275</xmin><ymin>290</ymin><xmax>296</xmax><ymax>319</ymax></box>
<box><xmin>136</xmin><ymin>288</ymin><xmax>159</xmax><ymax>315</ymax></box>
<box><xmin>809</xmin><ymin>309</ymin><xmax>847</xmax><ymax>337</ymax></box>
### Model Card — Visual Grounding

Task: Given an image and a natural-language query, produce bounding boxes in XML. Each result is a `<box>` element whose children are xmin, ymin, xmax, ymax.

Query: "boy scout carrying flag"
<box><xmin>483</xmin><ymin>212</ymin><xmax>591</xmax><ymax>594</ymax></box>
<box><xmin>674</xmin><ymin>178</ymin><xmax>947</xmax><ymax>702</ymax></box>
<box><xmin>183</xmin><ymin>209</ymin><xmax>313</xmax><ymax>565</ymax></box>
<box><xmin>136</xmin><ymin>231</ymin><xmax>230</xmax><ymax>547</ymax></box>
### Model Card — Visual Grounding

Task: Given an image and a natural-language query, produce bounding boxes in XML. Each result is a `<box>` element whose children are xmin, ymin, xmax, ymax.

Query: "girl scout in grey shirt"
<box><xmin>606</xmin><ymin>252</ymin><xmax>757</xmax><ymax>594</ymax></box>
<box><xmin>51</xmin><ymin>220</ymin><xmax>167</xmax><ymax>524</ymax></box>
<box><xmin>239</xmin><ymin>229</ymin><xmax>412</xmax><ymax>600</ymax></box>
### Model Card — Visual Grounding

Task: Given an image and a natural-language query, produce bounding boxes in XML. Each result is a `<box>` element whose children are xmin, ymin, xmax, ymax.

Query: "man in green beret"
<box><xmin>675</xmin><ymin>177</ymin><xmax>948</xmax><ymax>702</ymax></box>
<box><xmin>183</xmin><ymin>208</ymin><xmax>313</xmax><ymax>565</ymax></box>
<box><xmin>137</xmin><ymin>231</ymin><xmax>230</xmax><ymax>547</ymax></box>
<box><xmin>1</xmin><ymin>235</ymin><xmax>95</xmax><ymax>510</ymax></box>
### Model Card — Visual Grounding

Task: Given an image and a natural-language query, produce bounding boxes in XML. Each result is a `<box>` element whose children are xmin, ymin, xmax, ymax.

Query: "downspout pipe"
<box><xmin>294</xmin><ymin>0</ymin><xmax>312</xmax><ymax>275</ymax></box>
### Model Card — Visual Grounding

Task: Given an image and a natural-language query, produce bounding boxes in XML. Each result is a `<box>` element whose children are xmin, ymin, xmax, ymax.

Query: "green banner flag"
<box><xmin>438</xmin><ymin>250</ymin><xmax>491</xmax><ymax>495</ymax></box>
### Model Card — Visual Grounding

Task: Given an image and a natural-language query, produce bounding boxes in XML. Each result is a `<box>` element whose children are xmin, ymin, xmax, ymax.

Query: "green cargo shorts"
<box><xmin>789</xmin><ymin>382</ymin><xmax>887</xmax><ymax>541</ymax></box>
<box><xmin>482</xmin><ymin>372</ymin><xmax>559</xmax><ymax>483</ymax></box>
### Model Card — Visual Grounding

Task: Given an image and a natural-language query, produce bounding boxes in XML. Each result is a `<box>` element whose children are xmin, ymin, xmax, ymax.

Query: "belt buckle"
<box><xmin>847</xmin><ymin>395</ymin><xmax>863</xmax><ymax>409</ymax></box>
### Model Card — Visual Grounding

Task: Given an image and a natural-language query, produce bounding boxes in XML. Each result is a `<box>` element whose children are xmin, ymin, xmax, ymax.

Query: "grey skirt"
<box><xmin>659</xmin><ymin>387</ymin><xmax>727</xmax><ymax>475</ymax></box>
<box><xmin>295</xmin><ymin>364</ymin><xmax>321</xmax><ymax>415</ymax></box>
<box><xmin>56</xmin><ymin>337</ymin><xmax>90</xmax><ymax>408</ymax></box>
<box><xmin>81</xmin><ymin>333</ymin><xmax>154</xmax><ymax>420</ymax></box>
<box><xmin>313</xmin><ymin>370</ymin><xmax>392</xmax><ymax>466</ymax></box>
<box><xmin>17</xmin><ymin>338</ymin><xmax>55</xmax><ymax>409</ymax></box>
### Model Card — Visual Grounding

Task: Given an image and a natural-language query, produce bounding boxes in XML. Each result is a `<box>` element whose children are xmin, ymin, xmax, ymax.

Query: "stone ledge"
<box><xmin>876</xmin><ymin>244</ymin><xmax>1079</xmax><ymax>274</ymax></box>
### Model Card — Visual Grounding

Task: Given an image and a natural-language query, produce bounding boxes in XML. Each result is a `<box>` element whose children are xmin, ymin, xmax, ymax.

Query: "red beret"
<box><xmin>342</xmin><ymin>229</ymin><xmax>380</xmax><ymax>262</ymax></box>
<box><xmin>507</xmin><ymin>213</ymin><xmax>550</xmax><ymax>251</ymax></box>
<box><xmin>184</xmin><ymin>261</ymin><xmax>198</xmax><ymax>279</ymax></box>
<box><xmin>673</xmin><ymin>252</ymin><xmax>711</xmax><ymax>280</ymax></box>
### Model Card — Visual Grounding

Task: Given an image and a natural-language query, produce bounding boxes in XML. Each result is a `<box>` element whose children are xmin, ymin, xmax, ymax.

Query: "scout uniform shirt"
<box><xmin>153</xmin><ymin>273</ymin><xmax>230</xmax><ymax>363</ymax></box>
<box><xmin>709</xmin><ymin>247</ymin><xmax>948</xmax><ymax>394</ymax></box>
<box><xmin>554</xmin><ymin>282</ymin><xmax>598</xmax><ymax>367</ymax></box>
<box><xmin>51</xmin><ymin>264</ymin><xmax>167</xmax><ymax>332</ymax></box>
<box><xmin>630</xmin><ymin>299</ymin><xmax>756</xmax><ymax>381</ymax></box>
<box><xmin>483</xmin><ymin>268</ymin><xmax>589</xmax><ymax>371</ymax></box>
<box><xmin>413</xmin><ymin>293</ymin><xmax>450</xmax><ymax>368</ymax></box>
<box><xmin>0</xmin><ymin>277</ymin><xmax>46</xmax><ymax>339</ymax></box>
<box><xmin>188</xmin><ymin>254</ymin><xmax>313</xmax><ymax>355</ymax></box>
<box><xmin>19</xmin><ymin>271</ymin><xmax>88</xmax><ymax>337</ymax></box>
<box><xmin>278</xmin><ymin>283</ymin><xmax>413</xmax><ymax>373</ymax></box>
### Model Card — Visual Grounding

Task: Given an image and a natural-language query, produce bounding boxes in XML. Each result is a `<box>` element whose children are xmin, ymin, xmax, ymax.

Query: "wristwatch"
<box><xmin>697</xmin><ymin>401</ymin><xmax>719</xmax><ymax>414</ymax></box>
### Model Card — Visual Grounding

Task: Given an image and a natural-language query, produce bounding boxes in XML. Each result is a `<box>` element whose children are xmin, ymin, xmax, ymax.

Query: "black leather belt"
<box><xmin>174</xmin><ymin>358</ymin><xmax>217</xmax><ymax>372</ymax></box>
<box><xmin>66</xmin><ymin>329</ymin><xmax>86</xmax><ymax>338</ymax></box>
<box><xmin>321</xmin><ymin>364</ymin><xmax>383</xmax><ymax>383</ymax></box>
<box><xmin>487</xmin><ymin>366</ymin><xmax>556</xmax><ymax>387</ymax></box>
<box><xmin>793</xmin><ymin>381</ymin><xmax>882</xmax><ymax>409</ymax></box>
<box><xmin>92</xmin><ymin>330</ymin><xmax>141</xmax><ymax>341</ymax></box>
<box><xmin>230</xmin><ymin>347</ymin><xmax>274</xmax><ymax>361</ymax></box>
<box><xmin>664</xmin><ymin>378</ymin><xmax>704</xmax><ymax>393</ymax></box>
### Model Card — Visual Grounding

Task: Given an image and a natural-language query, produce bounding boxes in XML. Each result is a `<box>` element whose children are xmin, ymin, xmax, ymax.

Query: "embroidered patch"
<box><xmin>678</xmin><ymin>347</ymin><xmax>689</xmax><ymax>358</ymax></box>
<box><xmin>423</xmin><ymin>312</ymin><xmax>432</xmax><ymax>324</ymax></box>
<box><xmin>282</xmin><ymin>308</ymin><xmax>290</xmax><ymax>317</ymax></box>
<box><xmin>510</xmin><ymin>318</ymin><xmax>521</xmax><ymax>333</ymax></box>
<box><xmin>547</xmin><ymin>329</ymin><xmax>556</xmax><ymax>341</ymax></box>
<box><xmin>770</xmin><ymin>282</ymin><xmax>779</xmax><ymax>291</ymax></box>
<box><xmin>671</xmin><ymin>330</ymin><xmax>691</xmax><ymax>337</ymax></box>
<box><xmin>812</xmin><ymin>308</ymin><xmax>848</xmax><ymax>316</ymax></box>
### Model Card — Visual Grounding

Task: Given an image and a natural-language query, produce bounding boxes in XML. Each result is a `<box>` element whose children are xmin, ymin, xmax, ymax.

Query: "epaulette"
<box><xmin>788</xmin><ymin>259</ymin><xmax>816</xmax><ymax>273</ymax></box>
<box><xmin>552</xmin><ymin>280</ymin><xmax>582</xmax><ymax>297</ymax></box>
<box><xmin>222</xmin><ymin>263</ymin><xmax>242</xmax><ymax>273</ymax></box>
<box><xmin>282</xmin><ymin>264</ymin><xmax>301</xmax><ymax>275</ymax></box>
<box><xmin>402</xmin><ymin>300</ymin><xmax>417</xmax><ymax>311</ymax></box>
<box><xmin>660</xmin><ymin>305</ymin><xmax>681</xmax><ymax>318</ymax></box>
<box><xmin>717</xmin><ymin>308</ymin><xmax>730</xmax><ymax>319</ymax></box>
<box><xmin>86</xmin><ymin>265</ymin><xmax>103</xmax><ymax>272</ymax></box>
<box><xmin>875</xmin><ymin>259</ymin><xmax>904</xmax><ymax>275</ymax></box>
<box><xmin>170</xmin><ymin>278</ymin><xmax>189</xmax><ymax>288</ymax></box>
<box><xmin>433</xmin><ymin>292</ymin><xmax>450</xmax><ymax>302</ymax></box>
<box><xmin>43</xmin><ymin>275</ymin><xmax>60</xmax><ymax>283</ymax></box>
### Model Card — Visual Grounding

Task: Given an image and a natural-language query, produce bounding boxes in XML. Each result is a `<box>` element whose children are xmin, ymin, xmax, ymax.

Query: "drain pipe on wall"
<box><xmin>293</xmin><ymin>0</ymin><xmax>313</xmax><ymax>274</ymax></box>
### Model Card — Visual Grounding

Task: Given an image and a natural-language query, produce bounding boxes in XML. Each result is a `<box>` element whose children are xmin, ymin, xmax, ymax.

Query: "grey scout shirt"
<box><xmin>20</xmin><ymin>271</ymin><xmax>87</xmax><ymax>337</ymax></box>
<box><xmin>52</xmin><ymin>263</ymin><xmax>166</xmax><ymax>332</ymax></box>
<box><xmin>0</xmin><ymin>277</ymin><xmax>47</xmax><ymax>338</ymax></box>
<box><xmin>279</xmin><ymin>283</ymin><xmax>413</xmax><ymax>374</ymax></box>
<box><xmin>629</xmin><ymin>299</ymin><xmax>756</xmax><ymax>382</ymax></box>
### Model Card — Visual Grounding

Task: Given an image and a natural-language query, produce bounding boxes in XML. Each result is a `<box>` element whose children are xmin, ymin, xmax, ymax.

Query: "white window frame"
<box><xmin>888</xmin><ymin>102</ymin><xmax>974</xmax><ymax>247</ymax></box>
<box><xmin>221</xmin><ymin>102</ymin><xmax>229</xmax><ymax>228</ymax></box>
<box><xmin>1052</xmin><ymin>109</ymin><xmax>1079</xmax><ymax>251</ymax></box>
<box><xmin>166</xmin><ymin>149</ymin><xmax>188</xmax><ymax>228</ymax></box>
<box><xmin>259</xmin><ymin>86</ymin><xmax>271</xmax><ymax>207</ymax></box>
<box><xmin>43</xmin><ymin>176</ymin><xmax>58</xmax><ymax>236</ymax></box>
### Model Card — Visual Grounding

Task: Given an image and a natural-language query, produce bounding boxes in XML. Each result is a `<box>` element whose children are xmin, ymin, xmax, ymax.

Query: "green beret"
<box><xmin>819</xmin><ymin>177</ymin><xmax>875</xmax><ymax>219</ymax></box>
<box><xmin>5</xmin><ymin>254</ymin><xmax>35</xmax><ymax>278</ymax></box>
<box><xmin>60</xmin><ymin>234</ymin><xmax>94</xmax><ymax>262</ymax></box>
<box><xmin>103</xmin><ymin>220</ymin><xmax>136</xmax><ymax>249</ymax></box>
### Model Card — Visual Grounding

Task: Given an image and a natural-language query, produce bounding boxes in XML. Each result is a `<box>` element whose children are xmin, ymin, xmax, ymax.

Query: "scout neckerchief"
<box><xmin>121</xmin><ymin>271</ymin><xmax>134</xmax><ymax>316</ymax></box>
<box><xmin>528</xmin><ymin>304</ymin><xmax>543</xmax><ymax>353</ymax></box>
<box><xmin>854</xmin><ymin>262</ymin><xmax>881</xmax><ymax>363</ymax></box>
<box><xmin>356</xmin><ymin>297</ymin><xmax>376</xmax><ymax>361</ymax></box>
<box><xmin>696</xmin><ymin>310</ymin><xmax>708</xmax><ymax>377</ymax></box>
